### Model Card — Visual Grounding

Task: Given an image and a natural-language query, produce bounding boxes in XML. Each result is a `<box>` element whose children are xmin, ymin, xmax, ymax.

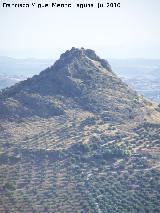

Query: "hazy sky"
<box><xmin>0</xmin><ymin>0</ymin><xmax>160</xmax><ymax>59</ymax></box>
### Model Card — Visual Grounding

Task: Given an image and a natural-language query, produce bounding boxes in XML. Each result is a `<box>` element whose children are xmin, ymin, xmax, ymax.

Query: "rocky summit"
<box><xmin>0</xmin><ymin>47</ymin><xmax>154</xmax><ymax>122</ymax></box>
<box><xmin>0</xmin><ymin>48</ymin><xmax>160</xmax><ymax>213</ymax></box>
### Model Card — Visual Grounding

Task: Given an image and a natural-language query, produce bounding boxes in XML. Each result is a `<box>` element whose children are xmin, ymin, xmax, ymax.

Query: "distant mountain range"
<box><xmin>110</xmin><ymin>58</ymin><xmax>160</xmax><ymax>78</ymax></box>
<box><xmin>0</xmin><ymin>56</ymin><xmax>53</xmax><ymax>76</ymax></box>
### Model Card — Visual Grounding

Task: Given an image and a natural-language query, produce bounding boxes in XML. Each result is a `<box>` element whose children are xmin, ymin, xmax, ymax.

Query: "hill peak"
<box><xmin>60</xmin><ymin>47</ymin><xmax>99</xmax><ymax>61</ymax></box>
<box><xmin>53</xmin><ymin>47</ymin><xmax>112</xmax><ymax>71</ymax></box>
<box><xmin>0</xmin><ymin>48</ymin><xmax>151</xmax><ymax>122</ymax></box>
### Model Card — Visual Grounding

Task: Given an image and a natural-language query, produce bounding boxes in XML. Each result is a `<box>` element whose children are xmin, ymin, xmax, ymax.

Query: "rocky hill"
<box><xmin>0</xmin><ymin>48</ymin><xmax>160</xmax><ymax>213</ymax></box>
<box><xmin>0</xmin><ymin>48</ymin><xmax>154</xmax><ymax>122</ymax></box>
